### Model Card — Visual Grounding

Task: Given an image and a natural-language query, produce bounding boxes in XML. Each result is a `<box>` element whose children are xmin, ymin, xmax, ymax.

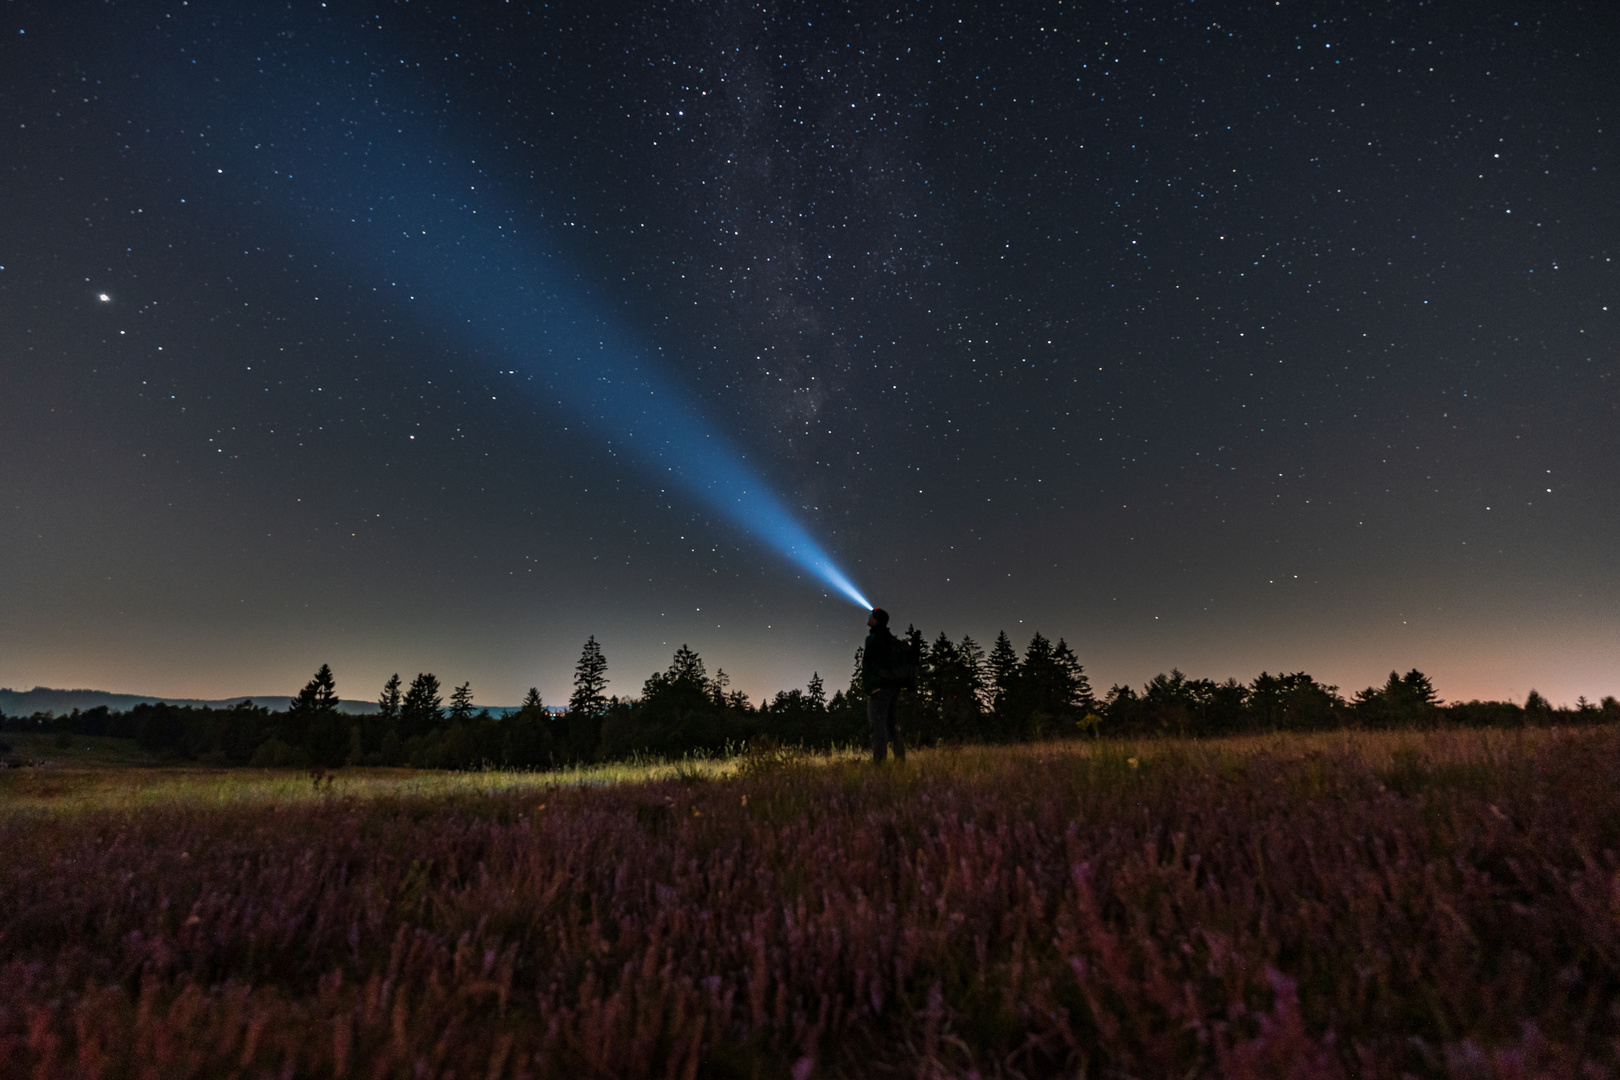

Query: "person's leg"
<box><xmin>867</xmin><ymin>690</ymin><xmax>889</xmax><ymax>763</ymax></box>
<box><xmin>886</xmin><ymin>692</ymin><xmax>905</xmax><ymax>762</ymax></box>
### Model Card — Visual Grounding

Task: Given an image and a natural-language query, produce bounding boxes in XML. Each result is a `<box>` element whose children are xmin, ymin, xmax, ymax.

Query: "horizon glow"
<box><xmin>170</xmin><ymin>53</ymin><xmax>872</xmax><ymax>611</ymax></box>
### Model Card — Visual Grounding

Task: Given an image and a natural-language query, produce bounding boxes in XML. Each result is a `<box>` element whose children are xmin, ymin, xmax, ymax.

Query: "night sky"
<box><xmin>4</xmin><ymin>1</ymin><xmax>1616</xmax><ymax>709</ymax></box>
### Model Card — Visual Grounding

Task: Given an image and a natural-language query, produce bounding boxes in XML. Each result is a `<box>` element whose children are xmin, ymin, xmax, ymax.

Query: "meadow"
<box><xmin>3</xmin><ymin>727</ymin><xmax>1618</xmax><ymax>1078</ymax></box>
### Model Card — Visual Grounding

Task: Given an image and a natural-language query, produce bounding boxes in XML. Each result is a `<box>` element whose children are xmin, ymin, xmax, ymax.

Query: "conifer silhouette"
<box><xmin>378</xmin><ymin>673</ymin><xmax>402</xmax><ymax>721</ymax></box>
<box><xmin>401</xmin><ymin>673</ymin><xmax>443</xmax><ymax>738</ymax></box>
<box><xmin>568</xmin><ymin>637</ymin><xmax>609</xmax><ymax>718</ymax></box>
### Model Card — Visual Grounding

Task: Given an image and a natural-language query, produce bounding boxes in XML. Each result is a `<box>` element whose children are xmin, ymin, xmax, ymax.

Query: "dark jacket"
<box><xmin>862</xmin><ymin>626</ymin><xmax>899</xmax><ymax>693</ymax></box>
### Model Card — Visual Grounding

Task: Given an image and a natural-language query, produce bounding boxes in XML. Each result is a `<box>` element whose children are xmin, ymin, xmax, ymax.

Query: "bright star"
<box><xmin>98</xmin><ymin>293</ymin><xmax>110</xmax><ymax>302</ymax></box>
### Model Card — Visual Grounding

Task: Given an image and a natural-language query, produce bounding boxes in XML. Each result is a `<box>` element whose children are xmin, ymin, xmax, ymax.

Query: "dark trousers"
<box><xmin>867</xmin><ymin>688</ymin><xmax>904</xmax><ymax>763</ymax></box>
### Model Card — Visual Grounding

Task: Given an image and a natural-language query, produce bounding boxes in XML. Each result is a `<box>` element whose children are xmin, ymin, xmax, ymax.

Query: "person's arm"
<box><xmin>862</xmin><ymin>634</ymin><xmax>884</xmax><ymax>694</ymax></box>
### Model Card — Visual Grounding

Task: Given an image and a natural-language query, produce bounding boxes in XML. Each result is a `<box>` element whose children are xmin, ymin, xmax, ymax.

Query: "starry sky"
<box><xmin>3</xmin><ymin>1</ymin><xmax>1616</xmax><ymax>709</ymax></box>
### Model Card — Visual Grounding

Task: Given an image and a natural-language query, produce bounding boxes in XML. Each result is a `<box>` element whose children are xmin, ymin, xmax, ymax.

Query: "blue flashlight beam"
<box><xmin>168</xmin><ymin>50</ymin><xmax>871</xmax><ymax>609</ymax></box>
<box><xmin>511</xmin><ymin>308</ymin><xmax>873</xmax><ymax>611</ymax></box>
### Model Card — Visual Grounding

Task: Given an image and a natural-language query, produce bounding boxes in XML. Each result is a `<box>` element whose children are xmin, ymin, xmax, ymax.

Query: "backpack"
<box><xmin>887</xmin><ymin>634</ymin><xmax>920</xmax><ymax>691</ymax></box>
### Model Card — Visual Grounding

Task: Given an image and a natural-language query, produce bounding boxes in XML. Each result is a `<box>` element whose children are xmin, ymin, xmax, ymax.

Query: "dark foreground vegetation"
<box><xmin>4</xmin><ymin>630</ymin><xmax>1615</xmax><ymax>771</ymax></box>
<box><xmin>4</xmin><ymin>728</ymin><xmax>1620</xmax><ymax>1077</ymax></box>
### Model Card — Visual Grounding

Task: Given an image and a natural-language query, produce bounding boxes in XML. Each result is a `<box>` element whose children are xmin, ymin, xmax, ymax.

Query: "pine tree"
<box><xmin>289</xmin><ymin>663</ymin><xmax>339</xmax><ymax>715</ymax></box>
<box><xmin>449</xmin><ymin>681</ymin><xmax>474</xmax><ymax>720</ymax></box>
<box><xmin>921</xmin><ymin>632</ymin><xmax>990</xmax><ymax>740</ymax></box>
<box><xmin>925</xmin><ymin>632</ymin><xmax>953</xmax><ymax>705</ymax></box>
<box><xmin>932</xmin><ymin>632</ymin><xmax>957</xmax><ymax>689</ymax></box>
<box><xmin>569</xmin><ymin>636</ymin><xmax>610</xmax><ymax>717</ymax></box>
<box><xmin>400</xmin><ymin>673</ymin><xmax>443</xmax><ymax>738</ymax></box>
<box><xmin>378</xmin><ymin>673</ymin><xmax>402</xmax><ymax>721</ymax></box>
<box><xmin>288</xmin><ymin>663</ymin><xmax>341</xmax><ymax>766</ymax></box>
<box><xmin>522</xmin><ymin>687</ymin><xmax>543</xmax><ymax>710</ymax></box>
<box><xmin>806</xmin><ymin>671</ymin><xmax>826</xmax><ymax>708</ymax></box>
<box><xmin>958</xmin><ymin>634</ymin><xmax>989</xmax><ymax>710</ymax></box>
<box><xmin>905</xmin><ymin>625</ymin><xmax>928</xmax><ymax>675</ymax></box>
<box><xmin>1053</xmin><ymin>638</ymin><xmax>1094</xmax><ymax>709</ymax></box>
<box><xmin>1022</xmin><ymin>631</ymin><xmax>1054</xmax><ymax>669</ymax></box>
<box><xmin>708</xmin><ymin>668</ymin><xmax>731</xmax><ymax>708</ymax></box>
<box><xmin>1401</xmin><ymin>669</ymin><xmax>1439</xmax><ymax>709</ymax></box>
<box><xmin>1010</xmin><ymin>633</ymin><xmax>1057</xmax><ymax>738</ymax></box>
<box><xmin>642</xmin><ymin>645</ymin><xmax>709</xmax><ymax>708</ymax></box>
<box><xmin>988</xmin><ymin>631</ymin><xmax>1020</xmax><ymax>714</ymax></box>
<box><xmin>1355</xmin><ymin>670</ymin><xmax>1439</xmax><ymax>729</ymax></box>
<box><xmin>667</xmin><ymin>644</ymin><xmax>707</xmax><ymax>691</ymax></box>
<box><xmin>896</xmin><ymin>625</ymin><xmax>930</xmax><ymax>744</ymax></box>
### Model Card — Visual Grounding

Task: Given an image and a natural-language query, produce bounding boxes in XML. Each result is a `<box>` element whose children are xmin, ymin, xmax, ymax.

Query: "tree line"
<box><xmin>3</xmin><ymin>629</ymin><xmax>1617</xmax><ymax>769</ymax></box>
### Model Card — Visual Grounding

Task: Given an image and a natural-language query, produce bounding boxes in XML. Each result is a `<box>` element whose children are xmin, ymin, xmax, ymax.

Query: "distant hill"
<box><xmin>0</xmin><ymin>687</ymin><xmax>542</xmax><ymax>719</ymax></box>
<box><xmin>1</xmin><ymin>686</ymin><xmax>379</xmax><ymax>717</ymax></box>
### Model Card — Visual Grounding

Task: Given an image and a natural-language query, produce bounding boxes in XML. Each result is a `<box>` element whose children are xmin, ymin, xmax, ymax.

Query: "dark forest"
<box><xmin>4</xmin><ymin>632</ymin><xmax>1614</xmax><ymax>770</ymax></box>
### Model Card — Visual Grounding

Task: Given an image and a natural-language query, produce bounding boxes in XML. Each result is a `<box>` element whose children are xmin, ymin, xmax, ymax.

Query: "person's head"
<box><xmin>868</xmin><ymin>607</ymin><xmax>890</xmax><ymax>629</ymax></box>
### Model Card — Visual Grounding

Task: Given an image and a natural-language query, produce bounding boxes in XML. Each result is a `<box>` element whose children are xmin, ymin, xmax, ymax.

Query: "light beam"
<box><xmin>161</xmin><ymin>44</ymin><xmax>871</xmax><ymax>609</ymax></box>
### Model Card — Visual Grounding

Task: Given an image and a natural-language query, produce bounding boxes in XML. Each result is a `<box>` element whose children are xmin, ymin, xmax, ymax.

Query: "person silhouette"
<box><xmin>862</xmin><ymin>607</ymin><xmax>906</xmax><ymax>764</ymax></box>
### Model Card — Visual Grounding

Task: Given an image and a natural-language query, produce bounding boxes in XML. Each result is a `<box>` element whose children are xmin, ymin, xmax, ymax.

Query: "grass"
<box><xmin>0</xmin><ymin>743</ymin><xmax>872</xmax><ymax>816</ymax></box>
<box><xmin>3</xmin><ymin>727</ymin><xmax>1618</xmax><ymax>1078</ymax></box>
